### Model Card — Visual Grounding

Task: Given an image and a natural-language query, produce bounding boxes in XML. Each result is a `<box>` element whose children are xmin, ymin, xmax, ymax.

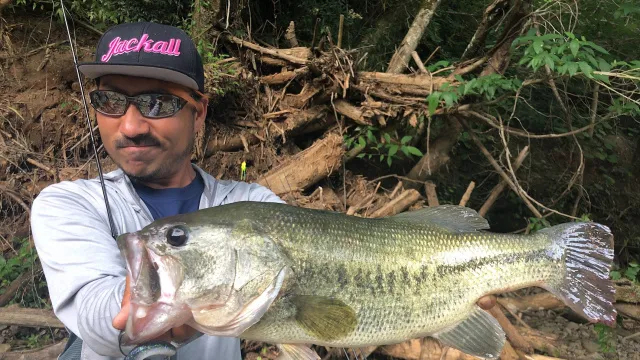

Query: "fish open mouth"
<box><xmin>116</xmin><ymin>233</ymin><xmax>188</xmax><ymax>345</ymax></box>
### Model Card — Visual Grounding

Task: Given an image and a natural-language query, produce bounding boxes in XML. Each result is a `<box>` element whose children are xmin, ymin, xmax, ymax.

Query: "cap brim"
<box><xmin>78</xmin><ymin>63</ymin><xmax>199</xmax><ymax>91</ymax></box>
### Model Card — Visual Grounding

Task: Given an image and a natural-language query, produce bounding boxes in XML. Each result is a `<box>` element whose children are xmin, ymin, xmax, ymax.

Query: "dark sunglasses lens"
<box><xmin>91</xmin><ymin>91</ymin><xmax>127</xmax><ymax>115</ymax></box>
<box><xmin>136</xmin><ymin>94</ymin><xmax>183</xmax><ymax>118</ymax></box>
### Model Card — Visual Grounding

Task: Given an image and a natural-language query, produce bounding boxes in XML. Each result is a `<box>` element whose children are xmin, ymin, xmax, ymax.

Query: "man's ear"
<box><xmin>194</xmin><ymin>96</ymin><xmax>208</xmax><ymax>133</ymax></box>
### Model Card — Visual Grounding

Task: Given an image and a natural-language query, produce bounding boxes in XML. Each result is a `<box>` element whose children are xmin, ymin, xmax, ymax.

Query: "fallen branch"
<box><xmin>614</xmin><ymin>279</ymin><xmax>640</xmax><ymax>303</ymax></box>
<box><xmin>333</xmin><ymin>100</ymin><xmax>373</xmax><ymax>126</ymax></box>
<box><xmin>0</xmin><ymin>340</ymin><xmax>67</xmax><ymax>360</ymax></box>
<box><xmin>516</xmin><ymin>326</ymin><xmax>561</xmax><ymax>357</ymax></box>
<box><xmin>614</xmin><ymin>303</ymin><xmax>640</xmax><ymax>321</ymax></box>
<box><xmin>387</xmin><ymin>0</ymin><xmax>444</xmax><ymax>74</ymax></box>
<box><xmin>486</xmin><ymin>305</ymin><xmax>533</xmax><ymax>354</ymax></box>
<box><xmin>257</xmin><ymin>133</ymin><xmax>344</xmax><ymax>195</ymax></box>
<box><xmin>205</xmin><ymin>107</ymin><xmax>329</xmax><ymax>154</ymax></box>
<box><xmin>459</xmin><ymin>117</ymin><xmax>542</xmax><ymax>218</ymax></box>
<box><xmin>358</xmin><ymin>71</ymin><xmax>451</xmax><ymax>90</ymax></box>
<box><xmin>458</xmin><ymin>181</ymin><xmax>475</xmax><ymax>207</ymax></box>
<box><xmin>424</xmin><ymin>181</ymin><xmax>439</xmax><ymax>206</ymax></box>
<box><xmin>220</xmin><ymin>31</ymin><xmax>309</xmax><ymax>65</ymax></box>
<box><xmin>259</xmin><ymin>67</ymin><xmax>310</xmax><ymax>85</ymax></box>
<box><xmin>0</xmin><ymin>307</ymin><xmax>64</xmax><ymax>328</ymax></box>
<box><xmin>478</xmin><ymin>146</ymin><xmax>529</xmax><ymax>217</ymax></box>
<box><xmin>405</xmin><ymin>119</ymin><xmax>462</xmax><ymax>190</ymax></box>
<box><xmin>370</xmin><ymin>189</ymin><xmax>421</xmax><ymax>218</ymax></box>
<box><xmin>0</xmin><ymin>271</ymin><xmax>33</xmax><ymax>307</ymax></box>
<box><xmin>461</xmin><ymin>0</ymin><xmax>510</xmax><ymax>60</ymax></box>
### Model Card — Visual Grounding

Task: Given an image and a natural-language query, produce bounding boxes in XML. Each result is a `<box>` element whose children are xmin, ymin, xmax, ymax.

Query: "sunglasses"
<box><xmin>89</xmin><ymin>90</ymin><xmax>189</xmax><ymax>119</ymax></box>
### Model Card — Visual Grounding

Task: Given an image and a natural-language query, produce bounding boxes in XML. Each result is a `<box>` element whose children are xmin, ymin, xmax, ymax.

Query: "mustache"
<box><xmin>115</xmin><ymin>134</ymin><xmax>162</xmax><ymax>148</ymax></box>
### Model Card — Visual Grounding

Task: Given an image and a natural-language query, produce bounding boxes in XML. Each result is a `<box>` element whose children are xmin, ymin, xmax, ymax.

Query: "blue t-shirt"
<box><xmin>132</xmin><ymin>172</ymin><xmax>205</xmax><ymax>220</ymax></box>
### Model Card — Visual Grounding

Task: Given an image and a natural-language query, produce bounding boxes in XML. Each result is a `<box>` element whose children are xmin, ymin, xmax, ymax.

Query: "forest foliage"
<box><xmin>5</xmin><ymin>0</ymin><xmax>640</xmax><ymax>271</ymax></box>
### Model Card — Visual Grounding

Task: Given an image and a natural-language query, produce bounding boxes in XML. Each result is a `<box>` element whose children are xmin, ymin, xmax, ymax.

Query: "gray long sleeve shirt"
<box><xmin>30</xmin><ymin>164</ymin><xmax>284</xmax><ymax>359</ymax></box>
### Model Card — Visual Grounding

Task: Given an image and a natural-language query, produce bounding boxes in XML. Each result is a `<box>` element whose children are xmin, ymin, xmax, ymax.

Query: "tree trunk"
<box><xmin>386</xmin><ymin>0</ymin><xmax>443</xmax><ymax>74</ymax></box>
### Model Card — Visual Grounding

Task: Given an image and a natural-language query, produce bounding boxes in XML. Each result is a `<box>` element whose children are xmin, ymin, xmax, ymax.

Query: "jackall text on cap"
<box><xmin>78</xmin><ymin>22</ymin><xmax>205</xmax><ymax>92</ymax></box>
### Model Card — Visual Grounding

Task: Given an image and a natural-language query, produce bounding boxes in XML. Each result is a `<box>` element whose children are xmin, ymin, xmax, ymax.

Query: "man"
<box><xmin>32</xmin><ymin>20</ymin><xmax>498</xmax><ymax>360</ymax></box>
<box><xmin>30</xmin><ymin>22</ymin><xmax>284</xmax><ymax>359</ymax></box>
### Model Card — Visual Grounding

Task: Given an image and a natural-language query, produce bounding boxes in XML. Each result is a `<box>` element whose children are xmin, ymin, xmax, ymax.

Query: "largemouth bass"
<box><xmin>117</xmin><ymin>202</ymin><xmax>616</xmax><ymax>359</ymax></box>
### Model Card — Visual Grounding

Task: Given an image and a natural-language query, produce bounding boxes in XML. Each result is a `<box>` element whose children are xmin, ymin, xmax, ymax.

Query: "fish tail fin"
<box><xmin>539</xmin><ymin>222</ymin><xmax>617</xmax><ymax>326</ymax></box>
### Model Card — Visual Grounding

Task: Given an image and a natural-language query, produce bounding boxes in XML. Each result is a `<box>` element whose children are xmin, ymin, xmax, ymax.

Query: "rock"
<box><xmin>582</xmin><ymin>339</ymin><xmax>601</xmax><ymax>354</ymax></box>
<box><xmin>0</xmin><ymin>344</ymin><xmax>10</xmax><ymax>353</ymax></box>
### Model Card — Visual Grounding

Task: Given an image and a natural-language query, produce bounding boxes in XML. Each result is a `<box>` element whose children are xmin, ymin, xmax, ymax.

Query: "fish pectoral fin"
<box><xmin>291</xmin><ymin>295</ymin><xmax>357</xmax><ymax>342</ymax></box>
<box><xmin>275</xmin><ymin>344</ymin><xmax>321</xmax><ymax>360</ymax></box>
<box><xmin>389</xmin><ymin>204</ymin><xmax>490</xmax><ymax>232</ymax></box>
<box><xmin>432</xmin><ymin>305</ymin><xmax>505</xmax><ymax>359</ymax></box>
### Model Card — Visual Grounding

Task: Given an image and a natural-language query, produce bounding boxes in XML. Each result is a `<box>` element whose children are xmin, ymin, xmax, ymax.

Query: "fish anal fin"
<box><xmin>276</xmin><ymin>344</ymin><xmax>320</xmax><ymax>360</ymax></box>
<box><xmin>433</xmin><ymin>305</ymin><xmax>505</xmax><ymax>359</ymax></box>
<box><xmin>291</xmin><ymin>295</ymin><xmax>357</xmax><ymax>342</ymax></box>
<box><xmin>390</xmin><ymin>205</ymin><xmax>490</xmax><ymax>232</ymax></box>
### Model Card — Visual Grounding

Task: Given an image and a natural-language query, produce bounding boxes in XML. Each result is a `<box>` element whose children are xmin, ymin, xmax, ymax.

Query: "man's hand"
<box><xmin>113</xmin><ymin>276</ymin><xmax>197</xmax><ymax>344</ymax></box>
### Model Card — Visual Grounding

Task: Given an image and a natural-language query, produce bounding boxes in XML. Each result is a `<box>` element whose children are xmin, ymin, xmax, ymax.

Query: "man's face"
<box><xmin>95</xmin><ymin>75</ymin><xmax>207</xmax><ymax>184</ymax></box>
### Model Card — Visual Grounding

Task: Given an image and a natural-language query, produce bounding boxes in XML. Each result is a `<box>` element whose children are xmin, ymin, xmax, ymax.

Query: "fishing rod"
<box><xmin>59</xmin><ymin>0</ymin><xmax>117</xmax><ymax>240</ymax></box>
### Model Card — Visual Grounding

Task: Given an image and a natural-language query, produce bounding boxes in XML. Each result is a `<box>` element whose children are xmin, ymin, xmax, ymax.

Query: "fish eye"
<box><xmin>166</xmin><ymin>226</ymin><xmax>189</xmax><ymax>247</ymax></box>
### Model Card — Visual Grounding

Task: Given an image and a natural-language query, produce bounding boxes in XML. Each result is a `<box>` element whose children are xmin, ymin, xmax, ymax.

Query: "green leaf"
<box><xmin>544</xmin><ymin>54</ymin><xmax>555</xmax><ymax>70</ymax></box>
<box><xmin>357</xmin><ymin>153</ymin><xmax>366</xmax><ymax>159</ymax></box>
<box><xmin>579</xmin><ymin>62</ymin><xmax>593</xmax><ymax>77</ymax></box>
<box><xmin>607</xmin><ymin>154</ymin><xmax>618</xmax><ymax>164</ymax></box>
<box><xmin>598</xmin><ymin>58</ymin><xmax>611</xmax><ymax>72</ymax></box>
<box><xmin>610</xmin><ymin>271</ymin><xmax>622</xmax><ymax>280</ymax></box>
<box><xmin>533</xmin><ymin>39</ymin><xmax>544</xmax><ymax>54</ymax></box>
<box><xmin>442</xmin><ymin>92</ymin><xmax>455</xmax><ymax>107</ymax></box>
<box><xmin>387</xmin><ymin>156</ymin><xmax>392</xmax><ymax>167</ymax></box>
<box><xmin>567</xmin><ymin>62</ymin><xmax>579</xmax><ymax>76</ymax></box>
<box><xmin>569</xmin><ymin>40</ymin><xmax>580</xmax><ymax>57</ymax></box>
<box><xmin>358</xmin><ymin>136</ymin><xmax>366</xmax><ymax>148</ymax></box>
<box><xmin>383</xmin><ymin>133</ymin><xmax>391</xmax><ymax>143</ymax></box>
<box><xmin>401</xmin><ymin>136</ymin><xmax>412</xmax><ymax>145</ymax></box>
<box><xmin>587</xmin><ymin>42</ymin><xmax>610</xmax><ymax>55</ymax></box>
<box><xmin>366</xmin><ymin>129</ymin><xmax>375</xmax><ymax>143</ymax></box>
<box><xmin>405</xmin><ymin>146</ymin><xmax>424</xmax><ymax>157</ymax></box>
<box><xmin>388</xmin><ymin>145</ymin><xmax>398</xmax><ymax>158</ymax></box>
<box><xmin>428</xmin><ymin>93</ymin><xmax>440</xmax><ymax>115</ymax></box>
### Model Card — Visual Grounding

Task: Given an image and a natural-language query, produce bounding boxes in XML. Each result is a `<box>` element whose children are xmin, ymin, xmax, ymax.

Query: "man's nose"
<box><xmin>118</xmin><ymin>103</ymin><xmax>150</xmax><ymax>137</ymax></box>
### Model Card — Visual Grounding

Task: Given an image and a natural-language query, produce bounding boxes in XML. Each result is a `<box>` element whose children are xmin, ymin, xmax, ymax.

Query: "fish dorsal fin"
<box><xmin>389</xmin><ymin>205</ymin><xmax>490</xmax><ymax>232</ymax></box>
<box><xmin>276</xmin><ymin>344</ymin><xmax>321</xmax><ymax>360</ymax></box>
<box><xmin>432</xmin><ymin>305</ymin><xmax>505</xmax><ymax>359</ymax></box>
<box><xmin>291</xmin><ymin>295</ymin><xmax>357</xmax><ymax>342</ymax></box>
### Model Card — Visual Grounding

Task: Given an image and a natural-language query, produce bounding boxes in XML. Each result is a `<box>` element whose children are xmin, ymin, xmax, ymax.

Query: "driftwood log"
<box><xmin>0</xmin><ymin>307</ymin><xmax>64</xmax><ymax>328</ymax></box>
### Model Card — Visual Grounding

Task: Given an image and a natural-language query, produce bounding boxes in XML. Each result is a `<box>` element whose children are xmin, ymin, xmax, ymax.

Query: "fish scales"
<box><xmin>118</xmin><ymin>201</ymin><xmax>615</xmax><ymax>359</ymax></box>
<box><xmin>229</xmin><ymin>204</ymin><xmax>560</xmax><ymax>346</ymax></box>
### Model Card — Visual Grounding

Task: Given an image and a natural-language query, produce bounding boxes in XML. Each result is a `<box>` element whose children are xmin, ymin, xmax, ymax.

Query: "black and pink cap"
<box><xmin>78</xmin><ymin>22</ymin><xmax>205</xmax><ymax>92</ymax></box>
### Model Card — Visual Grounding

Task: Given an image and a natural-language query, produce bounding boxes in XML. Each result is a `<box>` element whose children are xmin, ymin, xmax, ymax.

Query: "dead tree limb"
<box><xmin>459</xmin><ymin>117</ymin><xmax>542</xmax><ymax>218</ymax></box>
<box><xmin>257</xmin><ymin>133</ymin><xmax>344</xmax><ymax>195</ymax></box>
<box><xmin>333</xmin><ymin>100</ymin><xmax>373</xmax><ymax>126</ymax></box>
<box><xmin>0</xmin><ymin>271</ymin><xmax>34</xmax><ymax>307</ymax></box>
<box><xmin>0</xmin><ymin>340</ymin><xmax>67</xmax><ymax>360</ymax></box>
<box><xmin>387</xmin><ymin>0</ymin><xmax>444</xmax><ymax>74</ymax></box>
<box><xmin>205</xmin><ymin>106</ymin><xmax>329</xmax><ymax>154</ymax></box>
<box><xmin>486</xmin><ymin>305</ymin><xmax>533</xmax><ymax>354</ymax></box>
<box><xmin>370</xmin><ymin>189</ymin><xmax>421</xmax><ymax>218</ymax></box>
<box><xmin>404</xmin><ymin>119</ymin><xmax>462</xmax><ymax>190</ymax></box>
<box><xmin>461</xmin><ymin>0</ymin><xmax>510</xmax><ymax>60</ymax></box>
<box><xmin>478</xmin><ymin>146</ymin><xmax>529</xmax><ymax>217</ymax></box>
<box><xmin>458</xmin><ymin>181</ymin><xmax>475</xmax><ymax>207</ymax></box>
<box><xmin>0</xmin><ymin>307</ymin><xmax>64</xmax><ymax>328</ymax></box>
